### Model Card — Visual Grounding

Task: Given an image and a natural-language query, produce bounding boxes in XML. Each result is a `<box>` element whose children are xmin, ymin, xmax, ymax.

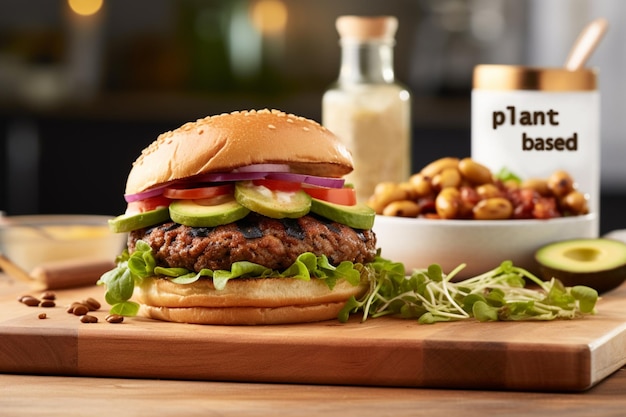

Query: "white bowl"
<box><xmin>372</xmin><ymin>213</ymin><xmax>598</xmax><ymax>279</ymax></box>
<box><xmin>0</xmin><ymin>214</ymin><xmax>126</xmax><ymax>273</ymax></box>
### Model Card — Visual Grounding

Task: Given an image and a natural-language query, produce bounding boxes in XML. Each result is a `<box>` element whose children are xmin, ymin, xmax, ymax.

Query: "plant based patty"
<box><xmin>128</xmin><ymin>213</ymin><xmax>377</xmax><ymax>273</ymax></box>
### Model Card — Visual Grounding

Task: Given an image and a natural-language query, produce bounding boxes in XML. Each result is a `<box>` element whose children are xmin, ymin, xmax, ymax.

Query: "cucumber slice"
<box><xmin>234</xmin><ymin>182</ymin><xmax>311</xmax><ymax>219</ymax></box>
<box><xmin>169</xmin><ymin>196</ymin><xmax>250</xmax><ymax>227</ymax></box>
<box><xmin>108</xmin><ymin>207</ymin><xmax>170</xmax><ymax>233</ymax></box>
<box><xmin>310</xmin><ymin>199</ymin><xmax>375</xmax><ymax>230</ymax></box>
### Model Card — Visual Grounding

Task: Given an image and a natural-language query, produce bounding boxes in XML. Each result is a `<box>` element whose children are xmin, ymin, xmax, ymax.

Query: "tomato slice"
<box><xmin>126</xmin><ymin>195</ymin><xmax>172</xmax><ymax>214</ymax></box>
<box><xmin>163</xmin><ymin>184</ymin><xmax>234</xmax><ymax>200</ymax></box>
<box><xmin>303</xmin><ymin>187</ymin><xmax>357</xmax><ymax>206</ymax></box>
<box><xmin>252</xmin><ymin>179</ymin><xmax>302</xmax><ymax>192</ymax></box>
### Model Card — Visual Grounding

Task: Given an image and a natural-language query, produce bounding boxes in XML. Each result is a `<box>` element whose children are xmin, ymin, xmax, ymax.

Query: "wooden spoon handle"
<box><xmin>30</xmin><ymin>258</ymin><xmax>115</xmax><ymax>290</ymax></box>
<box><xmin>565</xmin><ymin>18</ymin><xmax>608</xmax><ymax>71</ymax></box>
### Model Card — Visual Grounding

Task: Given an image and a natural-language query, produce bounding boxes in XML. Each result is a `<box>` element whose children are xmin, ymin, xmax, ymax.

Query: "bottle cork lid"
<box><xmin>336</xmin><ymin>16</ymin><xmax>398</xmax><ymax>41</ymax></box>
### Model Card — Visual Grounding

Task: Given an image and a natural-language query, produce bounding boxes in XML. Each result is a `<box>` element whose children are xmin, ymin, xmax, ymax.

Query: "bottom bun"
<box><xmin>134</xmin><ymin>274</ymin><xmax>368</xmax><ymax>325</ymax></box>
<box><xmin>140</xmin><ymin>301</ymin><xmax>350</xmax><ymax>325</ymax></box>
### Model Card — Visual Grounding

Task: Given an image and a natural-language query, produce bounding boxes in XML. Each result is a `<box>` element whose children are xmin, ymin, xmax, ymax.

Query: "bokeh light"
<box><xmin>250</xmin><ymin>0</ymin><xmax>288</xmax><ymax>36</ymax></box>
<box><xmin>67</xmin><ymin>0</ymin><xmax>103</xmax><ymax>17</ymax></box>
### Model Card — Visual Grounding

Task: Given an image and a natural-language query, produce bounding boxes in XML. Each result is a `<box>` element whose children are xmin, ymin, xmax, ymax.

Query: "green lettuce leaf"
<box><xmin>97</xmin><ymin>240</ymin><xmax>368</xmax><ymax>316</ymax></box>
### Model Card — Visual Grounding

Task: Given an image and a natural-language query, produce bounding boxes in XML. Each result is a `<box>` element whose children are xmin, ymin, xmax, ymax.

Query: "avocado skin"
<box><xmin>169</xmin><ymin>197</ymin><xmax>250</xmax><ymax>227</ymax></box>
<box><xmin>309</xmin><ymin>199</ymin><xmax>375</xmax><ymax>230</ymax></box>
<box><xmin>109</xmin><ymin>207</ymin><xmax>170</xmax><ymax>233</ymax></box>
<box><xmin>234</xmin><ymin>182</ymin><xmax>311</xmax><ymax>219</ymax></box>
<box><xmin>535</xmin><ymin>238</ymin><xmax>626</xmax><ymax>293</ymax></box>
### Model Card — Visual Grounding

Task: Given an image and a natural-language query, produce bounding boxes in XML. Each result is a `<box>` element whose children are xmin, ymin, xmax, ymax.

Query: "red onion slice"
<box><xmin>124</xmin><ymin>185</ymin><xmax>169</xmax><ymax>203</ymax></box>
<box><xmin>194</xmin><ymin>171</ymin><xmax>268</xmax><ymax>182</ymax></box>
<box><xmin>266</xmin><ymin>172</ymin><xmax>345</xmax><ymax>188</ymax></box>
<box><xmin>123</xmin><ymin>168</ymin><xmax>345</xmax><ymax>202</ymax></box>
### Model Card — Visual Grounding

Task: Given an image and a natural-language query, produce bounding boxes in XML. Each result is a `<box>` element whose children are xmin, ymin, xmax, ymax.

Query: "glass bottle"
<box><xmin>322</xmin><ymin>15</ymin><xmax>411</xmax><ymax>202</ymax></box>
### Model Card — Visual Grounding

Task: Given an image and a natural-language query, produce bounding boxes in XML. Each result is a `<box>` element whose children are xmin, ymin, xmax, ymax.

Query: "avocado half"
<box><xmin>535</xmin><ymin>238</ymin><xmax>626</xmax><ymax>293</ymax></box>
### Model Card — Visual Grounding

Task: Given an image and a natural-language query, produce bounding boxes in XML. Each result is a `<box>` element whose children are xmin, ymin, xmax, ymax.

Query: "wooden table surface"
<box><xmin>1</xmin><ymin>368</ymin><xmax>626</xmax><ymax>416</ymax></box>
<box><xmin>2</xmin><ymin>275</ymin><xmax>626</xmax><ymax>416</ymax></box>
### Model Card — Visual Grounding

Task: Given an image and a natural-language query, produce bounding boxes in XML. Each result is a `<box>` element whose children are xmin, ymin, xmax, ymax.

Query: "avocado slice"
<box><xmin>234</xmin><ymin>181</ymin><xmax>311</xmax><ymax>219</ymax></box>
<box><xmin>169</xmin><ymin>196</ymin><xmax>250</xmax><ymax>227</ymax></box>
<box><xmin>310</xmin><ymin>198</ymin><xmax>375</xmax><ymax>230</ymax></box>
<box><xmin>109</xmin><ymin>207</ymin><xmax>170</xmax><ymax>233</ymax></box>
<box><xmin>535</xmin><ymin>238</ymin><xmax>626</xmax><ymax>293</ymax></box>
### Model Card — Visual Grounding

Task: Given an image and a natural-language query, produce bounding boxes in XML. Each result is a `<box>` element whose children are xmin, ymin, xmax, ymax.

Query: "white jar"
<box><xmin>322</xmin><ymin>16</ymin><xmax>411</xmax><ymax>202</ymax></box>
<box><xmin>471</xmin><ymin>65</ymin><xmax>600</xmax><ymax>235</ymax></box>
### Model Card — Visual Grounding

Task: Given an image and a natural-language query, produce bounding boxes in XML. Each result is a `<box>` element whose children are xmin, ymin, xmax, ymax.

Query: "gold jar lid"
<box><xmin>473</xmin><ymin>64</ymin><xmax>597</xmax><ymax>91</ymax></box>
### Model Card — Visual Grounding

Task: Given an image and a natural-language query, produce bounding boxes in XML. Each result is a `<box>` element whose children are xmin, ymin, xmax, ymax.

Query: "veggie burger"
<box><xmin>99</xmin><ymin>109</ymin><xmax>378</xmax><ymax>325</ymax></box>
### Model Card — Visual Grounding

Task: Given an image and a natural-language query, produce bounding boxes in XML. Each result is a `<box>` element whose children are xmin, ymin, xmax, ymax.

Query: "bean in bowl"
<box><xmin>367</xmin><ymin>157</ymin><xmax>589</xmax><ymax>221</ymax></box>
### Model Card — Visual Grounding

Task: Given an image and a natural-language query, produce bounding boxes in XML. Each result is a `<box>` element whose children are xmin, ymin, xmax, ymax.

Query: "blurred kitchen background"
<box><xmin>0</xmin><ymin>0</ymin><xmax>624</xmax><ymax>234</ymax></box>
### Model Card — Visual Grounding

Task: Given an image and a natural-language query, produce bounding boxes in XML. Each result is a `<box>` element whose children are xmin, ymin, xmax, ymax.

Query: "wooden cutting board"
<box><xmin>1</xmin><ymin>275</ymin><xmax>626</xmax><ymax>392</ymax></box>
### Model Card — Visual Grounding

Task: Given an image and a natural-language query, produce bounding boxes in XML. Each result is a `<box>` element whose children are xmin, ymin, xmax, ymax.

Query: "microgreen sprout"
<box><xmin>339</xmin><ymin>259</ymin><xmax>599</xmax><ymax>324</ymax></box>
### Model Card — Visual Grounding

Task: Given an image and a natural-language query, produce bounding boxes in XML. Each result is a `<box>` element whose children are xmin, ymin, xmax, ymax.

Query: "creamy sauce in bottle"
<box><xmin>322</xmin><ymin>16</ymin><xmax>411</xmax><ymax>202</ymax></box>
